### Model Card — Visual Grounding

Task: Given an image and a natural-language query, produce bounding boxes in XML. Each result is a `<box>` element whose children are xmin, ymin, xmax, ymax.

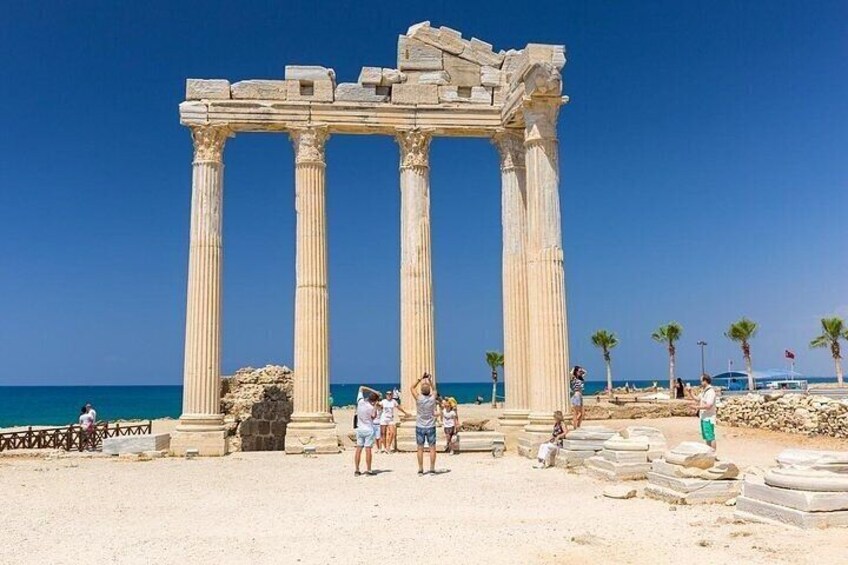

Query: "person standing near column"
<box><xmin>355</xmin><ymin>387</ymin><xmax>380</xmax><ymax>476</ymax></box>
<box><xmin>410</xmin><ymin>373</ymin><xmax>438</xmax><ymax>475</ymax></box>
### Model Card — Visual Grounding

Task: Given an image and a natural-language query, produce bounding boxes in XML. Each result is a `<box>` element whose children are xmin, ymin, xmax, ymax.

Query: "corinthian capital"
<box><xmin>191</xmin><ymin>126</ymin><xmax>231</xmax><ymax>162</ymax></box>
<box><xmin>290</xmin><ymin>126</ymin><xmax>329</xmax><ymax>165</ymax></box>
<box><xmin>492</xmin><ymin>129</ymin><xmax>526</xmax><ymax>171</ymax></box>
<box><xmin>522</xmin><ymin>98</ymin><xmax>560</xmax><ymax>144</ymax></box>
<box><xmin>395</xmin><ymin>128</ymin><xmax>431</xmax><ymax>170</ymax></box>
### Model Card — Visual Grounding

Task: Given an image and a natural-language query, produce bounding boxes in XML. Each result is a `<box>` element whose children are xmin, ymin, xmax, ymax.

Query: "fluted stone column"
<box><xmin>493</xmin><ymin>130</ymin><xmax>531</xmax><ymax>427</ymax></box>
<box><xmin>519</xmin><ymin>99</ymin><xmax>571</xmax><ymax>457</ymax></box>
<box><xmin>285</xmin><ymin>126</ymin><xmax>338</xmax><ymax>454</ymax></box>
<box><xmin>171</xmin><ymin>125</ymin><xmax>231</xmax><ymax>457</ymax></box>
<box><xmin>395</xmin><ymin>129</ymin><xmax>438</xmax><ymax>448</ymax></box>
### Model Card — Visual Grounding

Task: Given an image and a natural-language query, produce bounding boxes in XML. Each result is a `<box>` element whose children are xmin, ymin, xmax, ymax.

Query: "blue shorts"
<box><xmin>415</xmin><ymin>426</ymin><xmax>436</xmax><ymax>447</ymax></box>
<box><xmin>356</xmin><ymin>428</ymin><xmax>375</xmax><ymax>448</ymax></box>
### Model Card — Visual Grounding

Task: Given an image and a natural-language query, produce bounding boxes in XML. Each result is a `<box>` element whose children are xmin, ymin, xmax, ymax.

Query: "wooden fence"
<box><xmin>0</xmin><ymin>421</ymin><xmax>152</xmax><ymax>452</ymax></box>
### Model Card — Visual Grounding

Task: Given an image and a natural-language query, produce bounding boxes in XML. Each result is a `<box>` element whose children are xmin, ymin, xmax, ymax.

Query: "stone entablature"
<box><xmin>180</xmin><ymin>21</ymin><xmax>566</xmax><ymax>134</ymax></box>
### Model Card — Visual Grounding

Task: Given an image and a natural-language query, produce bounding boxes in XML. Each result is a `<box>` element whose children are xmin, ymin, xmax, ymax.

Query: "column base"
<box><xmin>396</xmin><ymin>420</ymin><xmax>448</xmax><ymax>452</ymax></box>
<box><xmin>285</xmin><ymin>420</ymin><xmax>340</xmax><ymax>454</ymax></box>
<box><xmin>170</xmin><ymin>430</ymin><xmax>229</xmax><ymax>457</ymax></box>
<box><xmin>518</xmin><ymin>418</ymin><xmax>556</xmax><ymax>459</ymax></box>
<box><xmin>498</xmin><ymin>409</ymin><xmax>530</xmax><ymax>428</ymax></box>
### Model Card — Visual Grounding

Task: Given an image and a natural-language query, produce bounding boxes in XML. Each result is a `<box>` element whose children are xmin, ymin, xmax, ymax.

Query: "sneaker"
<box><xmin>355</xmin><ymin>471</ymin><xmax>362</xmax><ymax>477</ymax></box>
<box><xmin>417</xmin><ymin>470</ymin><xmax>424</xmax><ymax>476</ymax></box>
<box><xmin>366</xmin><ymin>470</ymin><xmax>376</xmax><ymax>476</ymax></box>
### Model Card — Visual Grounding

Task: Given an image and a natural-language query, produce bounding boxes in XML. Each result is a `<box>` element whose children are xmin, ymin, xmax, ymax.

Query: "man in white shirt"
<box><xmin>379</xmin><ymin>390</ymin><xmax>408</xmax><ymax>454</ymax></box>
<box><xmin>86</xmin><ymin>403</ymin><xmax>97</xmax><ymax>423</ymax></box>
<box><xmin>688</xmin><ymin>374</ymin><xmax>717</xmax><ymax>449</ymax></box>
<box><xmin>355</xmin><ymin>386</ymin><xmax>380</xmax><ymax>476</ymax></box>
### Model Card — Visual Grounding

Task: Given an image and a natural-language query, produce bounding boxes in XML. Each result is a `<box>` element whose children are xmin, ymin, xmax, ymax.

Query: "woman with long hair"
<box><xmin>570</xmin><ymin>366</ymin><xmax>586</xmax><ymax>429</ymax></box>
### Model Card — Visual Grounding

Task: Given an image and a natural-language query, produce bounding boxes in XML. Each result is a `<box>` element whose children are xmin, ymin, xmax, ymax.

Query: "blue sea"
<box><xmin>0</xmin><ymin>377</ymin><xmax>836</xmax><ymax>428</ymax></box>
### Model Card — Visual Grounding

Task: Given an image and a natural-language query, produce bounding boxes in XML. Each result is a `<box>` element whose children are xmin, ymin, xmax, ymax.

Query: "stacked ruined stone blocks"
<box><xmin>585</xmin><ymin>426</ymin><xmax>667</xmax><ymax>480</ymax></box>
<box><xmin>554</xmin><ymin>425</ymin><xmax>617</xmax><ymax>468</ymax></box>
<box><xmin>645</xmin><ymin>442</ymin><xmax>741</xmax><ymax>504</ymax></box>
<box><xmin>736</xmin><ymin>449</ymin><xmax>848</xmax><ymax>528</ymax></box>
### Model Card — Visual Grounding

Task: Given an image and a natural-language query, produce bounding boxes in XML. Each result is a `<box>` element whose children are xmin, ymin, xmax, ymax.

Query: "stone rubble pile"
<box><xmin>645</xmin><ymin>442</ymin><xmax>741</xmax><ymax>505</ymax></box>
<box><xmin>619</xmin><ymin>426</ymin><xmax>667</xmax><ymax>461</ymax></box>
<box><xmin>185</xmin><ymin>21</ymin><xmax>565</xmax><ymax>109</ymax></box>
<box><xmin>736</xmin><ymin>449</ymin><xmax>848</xmax><ymax>528</ymax></box>
<box><xmin>219</xmin><ymin>365</ymin><xmax>293</xmax><ymax>452</ymax></box>
<box><xmin>585</xmin><ymin>435</ymin><xmax>653</xmax><ymax>480</ymax></box>
<box><xmin>554</xmin><ymin>425</ymin><xmax>617</xmax><ymax>468</ymax></box>
<box><xmin>718</xmin><ymin>393</ymin><xmax>848</xmax><ymax>438</ymax></box>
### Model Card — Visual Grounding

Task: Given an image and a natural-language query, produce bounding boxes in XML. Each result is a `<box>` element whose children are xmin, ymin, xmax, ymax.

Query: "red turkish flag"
<box><xmin>785</xmin><ymin>349</ymin><xmax>796</xmax><ymax>360</ymax></box>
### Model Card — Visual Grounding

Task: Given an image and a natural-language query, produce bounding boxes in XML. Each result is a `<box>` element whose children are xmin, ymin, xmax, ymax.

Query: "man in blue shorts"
<box><xmin>411</xmin><ymin>373</ymin><xmax>438</xmax><ymax>475</ymax></box>
<box><xmin>354</xmin><ymin>388</ymin><xmax>380</xmax><ymax>476</ymax></box>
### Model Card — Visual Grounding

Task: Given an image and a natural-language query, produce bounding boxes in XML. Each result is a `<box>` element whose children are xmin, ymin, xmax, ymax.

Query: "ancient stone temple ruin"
<box><xmin>171</xmin><ymin>21</ymin><xmax>570</xmax><ymax>456</ymax></box>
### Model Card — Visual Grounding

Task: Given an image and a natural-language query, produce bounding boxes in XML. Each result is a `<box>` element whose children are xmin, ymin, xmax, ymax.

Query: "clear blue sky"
<box><xmin>1</xmin><ymin>1</ymin><xmax>846</xmax><ymax>385</ymax></box>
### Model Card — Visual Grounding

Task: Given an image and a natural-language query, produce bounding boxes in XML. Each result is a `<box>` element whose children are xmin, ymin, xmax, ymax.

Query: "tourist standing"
<box><xmin>411</xmin><ymin>373</ymin><xmax>439</xmax><ymax>475</ymax></box>
<box><xmin>78</xmin><ymin>405</ymin><xmax>95</xmax><ymax>451</ymax></box>
<box><xmin>379</xmin><ymin>390</ymin><xmax>407</xmax><ymax>454</ymax></box>
<box><xmin>441</xmin><ymin>398</ymin><xmax>459</xmax><ymax>454</ymax></box>
<box><xmin>674</xmin><ymin>378</ymin><xmax>685</xmax><ymax>399</ymax></box>
<box><xmin>570</xmin><ymin>366</ymin><xmax>586</xmax><ymax>429</ymax></box>
<box><xmin>354</xmin><ymin>386</ymin><xmax>380</xmax><ymax>476</ymax></box>
<box><xmin>86</xmin><ymin>402</ymin><xmax>97</xmax><ymax>423</ymax></box>
<box><xmin>688</xmin><ymin>374</ymin><xmax>717</xmax><ymax>449</ymax></box>
<box><xmin>533</xmin><ymin>410</ymin><xmax>567</xmax><ymax>468</ymax></box>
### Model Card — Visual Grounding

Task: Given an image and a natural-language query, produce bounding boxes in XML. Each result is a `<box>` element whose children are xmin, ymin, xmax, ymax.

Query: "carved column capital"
<box><xmin>395</xmin><ymin>128</ymin><xmax>432</xmax><ymax>170</ymax></box>
<box><xmin>492</xmin><ymin>129</ymin><xmax>526</xmax><ymax>172</ymax></box>
<box><xmin>190</xmin><ymin>126</ymin><xmax>231</xmax><ymax>163</ymax></box>
<box><xmin>290</xmin><ymin>126</ymin><xmax>329</xmax><ymax>165</ymax></box>
<box><xmin>522</xmin><ymin>98</ymin><xmax>561</xmax><ymax>144</ymax></box>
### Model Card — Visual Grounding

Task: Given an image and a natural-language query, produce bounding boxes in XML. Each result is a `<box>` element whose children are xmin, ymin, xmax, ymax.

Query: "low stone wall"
<box><xmin>220</xmin><ymin>365</ymin><xmax>294</xmax><ymax>451</ymax></box>
<box><xmin>584</xmin><ymin>400</ymin><xmax>696</xmax><ymax>420</ymax></box>
<box><xmin>718</xmin><ymin>393</ymin><xmax>848</xmax><ymax>439</ymax></box>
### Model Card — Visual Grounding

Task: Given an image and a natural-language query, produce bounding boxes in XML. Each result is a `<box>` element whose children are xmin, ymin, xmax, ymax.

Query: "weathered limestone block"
<box><xmin>525</xmin><ymin>43</ymin><xmax>566</xmax><ymax>69</ymax></box>
<box><xmin>407</xmin><ymin>21</ymin><xmax>465</xmax><ymax>55</ymax></box>
<box><xmin>406</xmin><ymin>71</ymin><xmax>451</xmax><ymax>85</ymax></box>
<box><xmin>334</xmin><ymin>83</ymin><xmax>390</xmax><ymax>103</ymax></box>
<box><xmin>664</xmin><ymin>442</ymin><xmax>716</xmax><ymax>469</ymax></box>
<box><xmin>459</xmin><ymin>38</ymin><xmax>505</xmax><ymax>68</ymax></box>
<box><xmin>481</xmin><ymin>66</ymin><xmax>501</xmax><ymax>87</ymax></box>
<box><xmin>776</xmin><ymin>449</ymin><xmax>848</xmax><ymax>473</ymax></box>
<box><xmin>560</xmin><ymin>439</ymin><xmax>607</xmax><ymax>451</ymax></box>
<box><xmin>438</xmin><ymin>86</ymin><xmax>491</xmax><ymax>104</ymax></box>
<box><xmin>736</xmin><ymin>495</ymin><xmax>848</xmax><ymax>529</ymax></box>
<box><xmin>620</xmin><ymin>426</ymin><xmax>667</xmax><ymax>460</ymax></box>
<box><xmin>646</xmin><ymin>480</ymin><xmax>741</xmax><ymax>505</ymax></box>
<box><xmin>103</xmin><ymin>434</ymin><xmax>170</xmax><ymax>455</ymax></box>
<box><xmin>220</xmin><ymin>365</ymin><xmax>293</xmax><ymax>452</ymax></box>
<box><xmin>764</xmin><ymin>467</ymin><xmax>848</xmax><ymax>492</ymax></box>
<box><xmin>286</xmin><ymin>80</ymin><xmax>334</xmax><ymax>102</ymax></box>
<box><xmin>651</xmin><ymin>459</ymin><xmax>689</xmax><ymax>478</ymax></box>
<box><xmin>230</xmin><ymin>80</ymin><xmax>288</xmax><ymax>100</ymax></box>
<box><xmin>585</xmin><ymin>456</ymin><xmax>651</xmax><ymax>480</ymax></box>
<box><xmin>742</xmin><ymin>474</ymin><xmax>848</xmax><ymax>512</ymax></box>
<box><xmin>186</xmin><ymin>79</ymin><xmax>230</xmax><ymax>100</ymax></box>
<box><xmin>397</xmin><ymin>36</ymin><xmax>443</xmax><ymax>71</ymax></box>
<box><xmin>502</xmin><ymin>49</ymin><xmax>525</xmax><ymax>81</ymax></box>
<box><xmin>391</xmin><ymin>84</ymin><xmax>438</xmax><ymax>105</ymax></box>
<box><xmin>566</xmin><ymin>426</ymin><xmax>617</xmax><ymax>441</ymax></box>
<box><xmin>285</xmin><ymin>65</ymin><xmax>336</xmax><ymax>82</ymax></box>
<box><xmin>443</xmin><ymin>54</ymin><xmax>482</xmax><ymax>87</ymax></box>
<box><xmin>603</xmin><ymin>435</ymin><xmax>650</xmax><ymax>451</ymax></box>
<box><xmin>381</xmin><ymin>68</ymin><xmax>405</xmax><ymax>85</ymax></box>
<box><xmin>358</xmin><ymin>66</ymin><xmax>383</xmax><ymax>86</ymax></box>
<box><xmin>555</xmin><ymin>449</ymin><xmax>595</xmax><ymax>468</ymax></box>
<box><xmin>602</xmin><ymin>450</ymin><xmax>649</xmax><ymax>464</ymax></box>
<box><xmin>455</xmin><ymin>431</ymin><xmax>505</xmax><ymax>452</ymax></box>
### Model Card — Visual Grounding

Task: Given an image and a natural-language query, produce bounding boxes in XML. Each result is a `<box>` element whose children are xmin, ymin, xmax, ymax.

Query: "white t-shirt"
<box><xmin>699</xmin><ymin>386</ymin><xmax>717</xmax><ymax>421</ymax></box>
<box><xmin>442</xmin><ymin>409</ymin><xmax>457</xmax><ymax>428</ymax></box>
<box><xmin>87</xmin><ymin>408</ymin><xmax>96</xmax><ymax>422</ymax></box>
<box><xmin>79</xmin><ymin>412</ymin><xmax>94</xmax><ymax>430</ymax></box>
<box><xmin>356</xmin><ymin>398</ymin><xmax>375</xmax><ymax>433</ymax></box>
<box><xmin>380</xmin><ymin>399</ymin><xmax>398</xmax><ymax>423</ymax></box>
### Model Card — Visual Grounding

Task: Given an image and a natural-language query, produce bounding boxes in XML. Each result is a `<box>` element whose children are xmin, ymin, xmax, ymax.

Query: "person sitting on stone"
<box><xmin>533</xmin><ymin>410</ymin><xmax>568</xmax><ymax>469</ymax></box>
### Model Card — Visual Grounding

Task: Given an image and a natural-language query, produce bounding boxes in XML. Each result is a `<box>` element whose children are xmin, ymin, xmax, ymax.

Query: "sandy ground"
<box><xmin>1</xmin><ymin>410</ymin><xmax>847</xmax><ymax>564</ymax></box>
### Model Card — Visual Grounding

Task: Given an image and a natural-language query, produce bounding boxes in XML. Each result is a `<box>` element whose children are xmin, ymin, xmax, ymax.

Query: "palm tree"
<box><xmin>591</xmin><ymin>330</ymin><xmax>619</xmax><ymax>395</ymax></box>
<box><xmin>725</xmin><ymin>318</ymin><xmax>758</xmax><ymax>391</ymax></box>
<box><xmin>485</xmin><ymin>351</ymin><xmax>505</xmax><ymax>407</ymax></box>
<box><xmin>810</xmin><ymin>317</ymin><xmax>846</xmax><ymax>387</ymax></box>
<box><xmin>652</xmin><ymin>322</ymin><xmax>683</xmax><ymax>394</ymax></box>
